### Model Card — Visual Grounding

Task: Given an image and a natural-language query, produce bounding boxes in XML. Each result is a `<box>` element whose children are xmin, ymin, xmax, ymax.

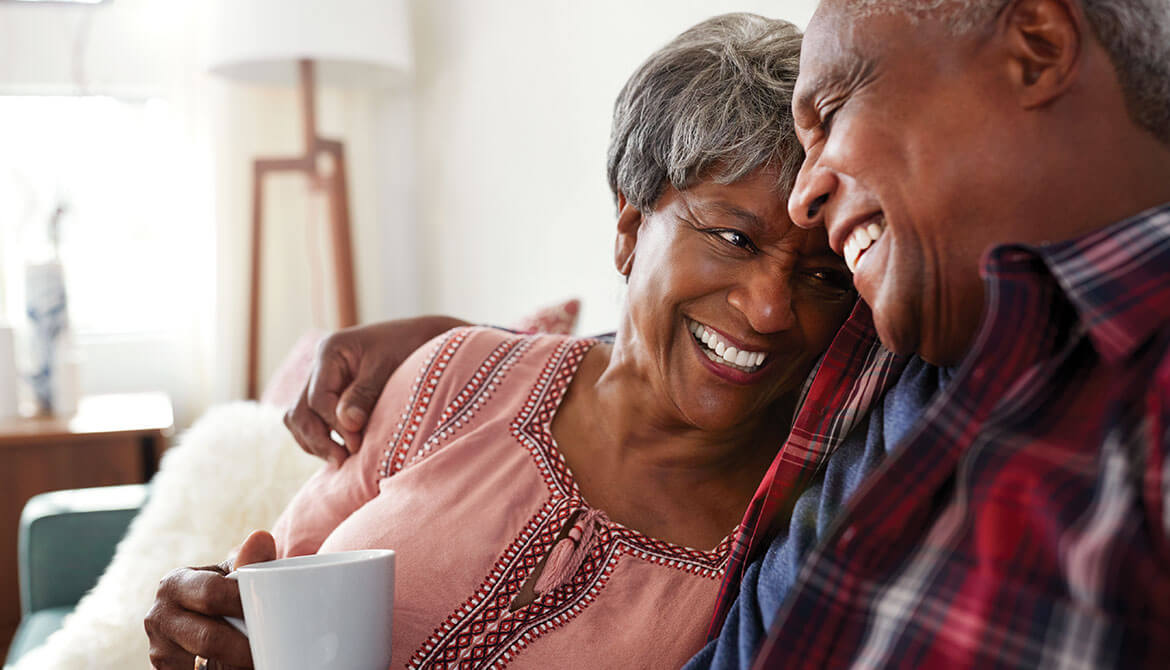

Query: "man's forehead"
<box><xmin>796</xmin><ymin>1</ymin><xmax>932</xmax><ymax>106</ymax></box>
<box><xmin>804</xmin><ymin>0</ymin><xmax>856</xmax><ymax>52</ymax></box>
<box><xmin>793</xmin><ymin>10</ymin><xmax>863</xmax><ymax>110</ymax></box>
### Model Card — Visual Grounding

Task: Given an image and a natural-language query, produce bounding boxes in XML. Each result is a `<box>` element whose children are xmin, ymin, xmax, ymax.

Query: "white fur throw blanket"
<box><xmin>11</xmin><ymin>402</ymin><xmax>321</xmax><ymax>670</ymax></box>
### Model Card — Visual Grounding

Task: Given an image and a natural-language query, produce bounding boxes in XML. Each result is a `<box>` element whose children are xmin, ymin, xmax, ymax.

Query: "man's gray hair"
<box><xmin>850</xmin><ymin>0</ymin><xmax>1170</xmax><ymax>144</ymax></box>
<box><xmin>606</xmin><ymin>13</ymin><xmax>804</xmax><ymax>212</ymax></box>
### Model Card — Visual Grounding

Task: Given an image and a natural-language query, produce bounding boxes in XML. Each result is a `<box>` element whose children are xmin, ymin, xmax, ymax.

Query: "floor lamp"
<box><xmin>206</xmin><ymin>0</ymin><xmax>412</xmax><ymax>399</ymax></box>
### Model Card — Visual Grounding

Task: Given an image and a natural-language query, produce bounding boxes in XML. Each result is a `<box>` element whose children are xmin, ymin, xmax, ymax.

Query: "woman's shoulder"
<box><xmin>424</xmin><ymin>326</ymin><xmax>591</xmax><ymax>368</ymax></box>
<box><xmin>391</xmin><ymin>326</ymin><xmax>595</xmax><ymax>411</ymax></box>
<box><xmin>374</xmin><ymin>326</ymin><xmax>595</xmax><ymax>476</ymax></box>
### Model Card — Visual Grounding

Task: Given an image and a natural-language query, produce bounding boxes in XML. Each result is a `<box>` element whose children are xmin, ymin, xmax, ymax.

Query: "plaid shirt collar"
<box><xmin>1033</xmin><ymin>202</ymin><xmax>1170</xmax><ymax>364</ymax></box>
<box><xmin>708</xmin><ymin>300</ymin><xmax>908</xmax><ymax>638</ymax></box>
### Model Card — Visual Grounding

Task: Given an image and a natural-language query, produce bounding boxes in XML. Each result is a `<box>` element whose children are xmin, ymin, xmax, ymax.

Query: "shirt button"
<box><xmin>837</xmin><ymin>525</ymin><xmax>857</xmax><ymax>550</ymax></box>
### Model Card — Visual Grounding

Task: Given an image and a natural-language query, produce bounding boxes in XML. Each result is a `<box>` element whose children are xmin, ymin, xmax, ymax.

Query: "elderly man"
<box><xmin>287</xmin><ymin>1</ymin><xmax>1170</xmax><ymax>667</ymax></box>
<box><xmin>701</xmin><ymin>0</ymin><xmax>1170</xmax><ymax>667</ymax></box>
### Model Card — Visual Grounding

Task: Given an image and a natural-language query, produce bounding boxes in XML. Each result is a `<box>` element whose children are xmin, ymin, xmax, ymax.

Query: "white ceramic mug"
<box><xmin>226</xmin><ymin>550</ymin><xmax>395</xmax><ymax>670</ymax></box>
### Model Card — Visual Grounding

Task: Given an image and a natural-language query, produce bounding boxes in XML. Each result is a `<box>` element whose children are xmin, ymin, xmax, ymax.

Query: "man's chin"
<box><xmin>870</xmin><ymin>308</ymin><xmax>922</xmax><ymax>359</ymax></box>
<box><xmin>873</xmin><ymin>310</ymin><xmax>975</xmax><ymax>366</ymax></box>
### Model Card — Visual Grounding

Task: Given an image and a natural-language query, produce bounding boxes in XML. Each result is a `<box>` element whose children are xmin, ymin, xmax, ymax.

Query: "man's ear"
<box><xmin>614</xmin><ymin>191</ymin><xmax>641</xmax><ymax>278</ymax></box>
<box><xmin>1000</xmin><ymin>0</ymin><xmax>1083</xmax><ymax>108</ymax></box>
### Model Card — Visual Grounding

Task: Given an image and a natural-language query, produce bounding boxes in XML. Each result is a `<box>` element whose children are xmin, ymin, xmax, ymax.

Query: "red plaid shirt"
<box><xmin>713</xmin><ymin>202</ymin><xmax>1170</xmax><ymax>668</ymax></box>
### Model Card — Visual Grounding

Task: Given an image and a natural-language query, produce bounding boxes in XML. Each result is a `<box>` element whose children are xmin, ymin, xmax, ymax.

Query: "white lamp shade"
<box><xmin>205</xmin><ymin>0</ymin><xmax>412</xmax><ymax>88</ymax></box>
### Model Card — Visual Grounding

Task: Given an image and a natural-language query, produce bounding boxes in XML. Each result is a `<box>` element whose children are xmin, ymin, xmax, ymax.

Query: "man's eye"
<box><xmin>713</xmin><ymin>230</ymin><xmax>758</xmax><ymax>251</ymax></box>
<box><xmin>820</xmin><ymin>107</ymin><xmax>838</xmax><ymax>134</ymax></box>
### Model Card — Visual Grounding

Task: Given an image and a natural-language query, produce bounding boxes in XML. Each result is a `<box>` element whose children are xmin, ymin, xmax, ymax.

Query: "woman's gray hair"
<box><xmin>851</xmin><ymin>0</ymin><xmax>1170</xmax><ymax>144</ymax></box>
<box><xmin>606</xmin><ymin>13</ymin><xmax>804</xmax><ymax>212</ymax></box>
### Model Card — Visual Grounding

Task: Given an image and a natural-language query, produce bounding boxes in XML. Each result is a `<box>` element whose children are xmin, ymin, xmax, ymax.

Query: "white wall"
<box><xmin>406</xmin><ymin>1</ymin><xmax>819</xmax><ymax>335</ymax></box>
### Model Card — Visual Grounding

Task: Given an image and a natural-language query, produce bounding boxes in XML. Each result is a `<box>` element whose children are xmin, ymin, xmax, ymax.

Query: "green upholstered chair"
<box><xmin>5</xmin><ymin>485</ymin><xmax>147</xmax><ymax>667</ymax></box>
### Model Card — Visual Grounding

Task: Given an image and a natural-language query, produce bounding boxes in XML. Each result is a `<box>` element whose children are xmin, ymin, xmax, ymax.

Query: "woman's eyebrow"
<box><xmin>699</xmin><ymin>202</ymin><xmax>764</xmax><ymax>229</ymax></box>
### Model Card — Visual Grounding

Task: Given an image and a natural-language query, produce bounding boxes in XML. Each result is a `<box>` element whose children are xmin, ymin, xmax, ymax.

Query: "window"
<box><xmin>0</xmin><ymin>95</ymin><xmax>212</xmax><ymax>335</ymax></box>
<box><xmin>0</xmin><ymin>95</ymin><xmax>214</xmax><ymax>419</ymax></box>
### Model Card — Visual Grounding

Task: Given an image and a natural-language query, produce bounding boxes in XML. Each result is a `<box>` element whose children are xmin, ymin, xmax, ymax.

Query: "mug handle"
<box><xmin>224</xmin><ymin>572</ymin><xmax>248</xmax><ymax>636</ymax></box>
<box><xmin>225</xmin><ymin>616</ymin><xmax>248</xmax><ymax>636</ymax></box>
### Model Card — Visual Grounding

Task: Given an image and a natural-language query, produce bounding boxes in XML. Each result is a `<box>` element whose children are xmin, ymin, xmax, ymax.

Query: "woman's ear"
<box><xmin>614</xmin><ymin>192</ymin><xmax>641</xmax><ymax>279</ymax></box>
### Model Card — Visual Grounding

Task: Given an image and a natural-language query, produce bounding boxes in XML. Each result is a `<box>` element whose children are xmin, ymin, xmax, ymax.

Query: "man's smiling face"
<box><xmin>787</xmin><ymin>1</ymin><xmax>1021</xmax><ymax>365</ymax></box>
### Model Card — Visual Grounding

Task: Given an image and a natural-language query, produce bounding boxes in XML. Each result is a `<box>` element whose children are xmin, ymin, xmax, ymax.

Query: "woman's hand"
<box><xmin>145</xmin><ymin>531</ymin><xmax>277</xmax><ymax>670</ymax></box>
<box><xmin>285</xmin><ymin>315</ymin><xmax>468</xmax><ymax>464</ymax></box>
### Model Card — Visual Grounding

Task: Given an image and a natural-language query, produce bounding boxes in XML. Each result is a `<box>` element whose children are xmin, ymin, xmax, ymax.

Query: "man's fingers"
<box><xmin>287</xmin><ymin>318</ymin><xmax>466</xmax><ymax>460</ymax></box>
<box><xmin>306</xmin><ymin>336</ymin><xmax>352</xmax><ymax>423</ymax></box>
<box><xmin>285</xmin><ymin>388</ymin><xmax>347</xmax><ymax>464</ymax></box>
<box><xmin>335</xmin><ymin>366</ymin><xmax>388</xmax><ymax>436</ymax></box>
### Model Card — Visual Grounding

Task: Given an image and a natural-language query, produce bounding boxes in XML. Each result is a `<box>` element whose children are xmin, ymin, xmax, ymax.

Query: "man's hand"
<box><xmin>145</xmin><ymin>531</ymin><xmax>277</xmax><ymax>670</ymax></box>
<box><xmin>285</xmin><ymin>316</ymin><xmax>468</xmax><ymax>464</ymax></box>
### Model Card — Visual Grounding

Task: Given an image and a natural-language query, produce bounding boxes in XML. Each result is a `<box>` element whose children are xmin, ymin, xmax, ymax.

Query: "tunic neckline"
<box><xmin>510</xmin><ymin>335</ymin><xmax>739</xmax><ymax>564</ymax></box>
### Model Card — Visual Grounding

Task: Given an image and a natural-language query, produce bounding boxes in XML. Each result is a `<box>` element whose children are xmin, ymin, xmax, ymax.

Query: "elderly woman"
<box><xmin>147</xmin><ymin>13</ymin><xmax>853</xmax><ymax>669</ymax></box>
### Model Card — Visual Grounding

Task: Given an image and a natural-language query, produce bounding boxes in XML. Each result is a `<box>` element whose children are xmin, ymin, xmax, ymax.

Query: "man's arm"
<box><xmin>284</xmin><ymin>315</ymin><xmax>468</xmax><ymax>464</ymax></box>
<box><xmin>1150</xmin><ymin>350</ymin><xmax>1170</xmax><ymax>559</ymax></box>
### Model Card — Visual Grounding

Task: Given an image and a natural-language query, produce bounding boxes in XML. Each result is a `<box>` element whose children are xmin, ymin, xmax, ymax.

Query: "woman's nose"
<box><xmin>728</xmin><ymin>271</ymin><xmax>796</xmax><ymax>335</ymax></box>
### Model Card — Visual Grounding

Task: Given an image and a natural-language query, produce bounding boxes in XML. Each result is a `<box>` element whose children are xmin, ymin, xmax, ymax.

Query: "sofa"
<box><xmin>7</xmin><ymin>484</ymin><xmax>147</xmax><ymax>665</ymax></box>
<box><xmin>4</xmin><ymin>401</ymin><xmax>320</xmax><ymax>670</ymax></box>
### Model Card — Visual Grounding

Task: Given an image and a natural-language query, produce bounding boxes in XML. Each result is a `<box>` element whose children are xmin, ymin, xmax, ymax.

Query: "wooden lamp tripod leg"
<box><xmin>246</xmin><ymin>160</ymin><xmax>266</xmax><ymax>401</ymax></box>
<box><xmin>320</xmin><ymin>139</ymin><xmax>358</xmax><ymax>330</ymax></box>
<box><xmin>244</xmin><ymin>60</ymin><xmax>359</xmax><ymax>400</ymax></box>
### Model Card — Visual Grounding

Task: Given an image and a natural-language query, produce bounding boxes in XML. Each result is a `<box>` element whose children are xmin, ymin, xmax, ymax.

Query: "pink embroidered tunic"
<box><xmin>272</xmin><ymin>327</ymin><xmax>734</xmax><ymax>669</ymax></box>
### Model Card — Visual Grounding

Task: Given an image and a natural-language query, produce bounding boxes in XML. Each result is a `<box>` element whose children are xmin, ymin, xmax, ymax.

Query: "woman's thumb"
<box><xmin>235</xmin><ymin>530</ymin><xmax>277</xmax><ymax>568</ymax></box>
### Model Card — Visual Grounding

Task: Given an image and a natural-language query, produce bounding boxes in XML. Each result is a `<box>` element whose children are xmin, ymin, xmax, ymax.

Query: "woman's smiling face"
<box><xmin>616</xmin><ymin>167</ymin><xmax>856</xmax><ymax>433</ymax></box>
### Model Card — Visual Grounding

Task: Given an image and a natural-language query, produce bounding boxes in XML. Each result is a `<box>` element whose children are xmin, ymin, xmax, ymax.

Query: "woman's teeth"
<box><xmin>687</xmin><ymin>319</ymin><xmax>767</xmax><ymax>373</ymax></box>
<box><xmin>842</xmin><ymin>219</ymin><xmax>886</xmax><ymax>273</ymax></box>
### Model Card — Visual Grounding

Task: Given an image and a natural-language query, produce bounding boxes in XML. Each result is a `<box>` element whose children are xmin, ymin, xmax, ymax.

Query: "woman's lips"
<box><xmin>685</xmin><ymin>318</ymin><xmax>768</xmax><ymax>373</ymax></box>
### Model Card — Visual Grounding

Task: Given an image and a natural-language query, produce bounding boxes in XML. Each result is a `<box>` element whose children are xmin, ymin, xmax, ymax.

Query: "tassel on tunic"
<box><xmin>534</xmin><ymin>508</ymin><xmax>608</xmax><ymax>594</ymax></box>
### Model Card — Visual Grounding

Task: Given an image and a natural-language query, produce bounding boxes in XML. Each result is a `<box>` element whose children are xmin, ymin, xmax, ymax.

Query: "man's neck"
<box><xmin>1013</xmin><ymin>110</ymin><xmax>1170</xmax><ymax>247</ymax></box>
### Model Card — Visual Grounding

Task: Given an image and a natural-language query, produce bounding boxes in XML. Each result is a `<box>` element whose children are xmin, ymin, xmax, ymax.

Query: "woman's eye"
<box><xmin>713</xmin><ymin>230</ymin><xmax>757</xmax><ymax>251</ymax></box>
<box><xmin>803</xmin><ymin>268</ymin><xmax>854</xmax><ymax>294</ymax></box>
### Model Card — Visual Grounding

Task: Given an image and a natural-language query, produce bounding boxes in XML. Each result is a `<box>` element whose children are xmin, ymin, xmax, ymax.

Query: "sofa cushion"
<box><xmin>7</xmin><ymin>403</ymin><xmax>319</xmax><ymax>670</ymax></box>
<box><xmin>5</xmin><ymin>607</ymin><xmax>70</xmax><ymax>666</ymax></box>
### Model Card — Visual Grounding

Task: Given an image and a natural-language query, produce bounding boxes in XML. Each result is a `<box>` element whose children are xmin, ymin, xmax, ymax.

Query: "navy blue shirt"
<box><xmin>685</xmin><ymin>357</ymin><xmax>951</xmax><ymax>669</ymax></box>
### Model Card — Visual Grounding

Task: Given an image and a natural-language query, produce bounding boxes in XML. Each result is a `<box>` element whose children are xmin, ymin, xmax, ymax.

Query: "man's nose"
<box><xmin>728</xmin><ymin>269</ymin><xmax>797</xmax><ymax>335</ymax></box>
<box><xmin>788</xmin><ymin>157</ymin><xmax>835</xmax><ymax>230</ymax></box>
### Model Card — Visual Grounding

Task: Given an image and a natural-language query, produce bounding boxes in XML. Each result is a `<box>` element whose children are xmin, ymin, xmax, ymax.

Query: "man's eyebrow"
<box><xmin>794</xmin><ymin>50</ymin><xmax>873</xmax><ymax>119</ymax></box>
<box><xmin>793</xmin><ymin>86</ymin><xmax>820</xmax><ymax>121</ymax></box>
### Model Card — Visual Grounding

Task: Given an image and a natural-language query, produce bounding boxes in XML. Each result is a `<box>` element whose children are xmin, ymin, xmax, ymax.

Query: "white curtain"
<box><xmin>0</xmin><ymin>0</ymin><xmax>419</xmax><ymax>426</ymax></box>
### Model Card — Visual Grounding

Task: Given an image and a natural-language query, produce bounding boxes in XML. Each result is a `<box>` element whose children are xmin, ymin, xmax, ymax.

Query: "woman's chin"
<box><xmin>676</xmin><ymin>392</ymin><xmax>788</xmax><ymax>434</ymax></box>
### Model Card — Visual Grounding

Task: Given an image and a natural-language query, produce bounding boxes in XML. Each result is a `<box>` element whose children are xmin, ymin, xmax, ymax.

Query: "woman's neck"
<box><xmin>550</xmin><ymin>336</ymin><xmax>793</xmax><ymax>548</ymax></box>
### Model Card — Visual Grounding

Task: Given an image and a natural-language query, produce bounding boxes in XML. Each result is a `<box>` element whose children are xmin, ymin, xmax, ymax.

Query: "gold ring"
<box><xmin>194</xmin><ymin>655</ymin><xmax>209</xmax><ymax>670</ymax></box>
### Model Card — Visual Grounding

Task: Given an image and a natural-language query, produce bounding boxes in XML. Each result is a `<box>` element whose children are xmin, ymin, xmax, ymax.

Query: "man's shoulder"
<box><xmin>1147</xmin><ymin>332</ymin><xmax>1170</xmax><ymax>406</ymax></box>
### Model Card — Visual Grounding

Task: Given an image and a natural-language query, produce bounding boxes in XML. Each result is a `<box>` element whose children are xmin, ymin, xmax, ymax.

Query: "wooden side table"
<box><xmin>0</xmin><ymin>392</ymin><xmax>173</xmax><ymax>660</ymax></box>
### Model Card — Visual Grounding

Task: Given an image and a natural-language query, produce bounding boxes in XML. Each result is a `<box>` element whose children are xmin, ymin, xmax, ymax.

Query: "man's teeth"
<box><xmin>842</xmin><ymin>219</ymin><xmax>886</xmax><ymax>273</ymax></box>
<box><xmin>686</xmin><ymin>319</ymin><xmax>767</xmax><ymax>372</ymax></box>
